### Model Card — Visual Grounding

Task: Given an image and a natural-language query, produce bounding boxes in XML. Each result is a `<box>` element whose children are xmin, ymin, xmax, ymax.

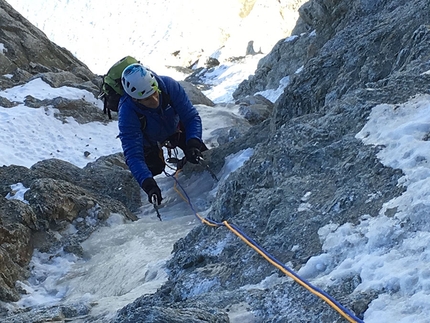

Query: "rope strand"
<box><xmin>164</xmin><ymin>169</ymin><xmax>364</xmax><ymax>323</ymax></box>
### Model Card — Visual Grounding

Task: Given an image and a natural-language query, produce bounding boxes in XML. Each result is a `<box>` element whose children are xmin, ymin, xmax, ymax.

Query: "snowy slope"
<box><xmin>6</xmin><ymin>0</ymin><xmax>300</xmax><ymax>75</ymax></box>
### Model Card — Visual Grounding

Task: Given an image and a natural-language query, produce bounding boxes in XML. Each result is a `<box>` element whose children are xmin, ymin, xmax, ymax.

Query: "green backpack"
<box><xmin>98</xmin><ymin>56</ymin><xmax>138</xmax><ymax>119</ymax></box>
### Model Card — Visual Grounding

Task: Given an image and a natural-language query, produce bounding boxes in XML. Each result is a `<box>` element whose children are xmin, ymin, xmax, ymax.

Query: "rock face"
<box><xmin>114</xmin><ymin>0</ymin><xmax>430</xmax><ymax>322</ymax></box>
<box><xmin>0</xmin><ymin>0</ymin><xmax>98</xmax><ymax>93</ymax></box>
<box><xmin>0</xmin><ymin>198</ymin><xmax>33</xmax><ymax>302</ymax></box>
<box><xmin>1</xmin><ymin>0</ymin><xmax>430</xmax><ymax>323</ymax></box>
<box><xmin>0</xmin><ymin>155</ymin><xmax>141</xmax><ymax>303</ymax></box>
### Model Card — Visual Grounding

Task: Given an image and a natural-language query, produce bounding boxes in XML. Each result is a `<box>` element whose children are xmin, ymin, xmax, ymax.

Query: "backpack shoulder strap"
<box><xmin>138</xmin><ymin>114</ymin><xmax>147</xmax><ymax>131</ymax></box>
<box><xmin>104</xmin><ymin>98</ymin><xmax>112</xmax><ymax>119</ymax></box>
<box><xmin>135</xmin><ymin>89</ymin><xmax>172</xmax><ymax>147</ymax></box>
<box><xmin>161</xmin><ymin>91</ymin><xmax>171</xmax><ymax>109</ymax></box>
<box><xmin>138</xmin><ymin>114</ymin><xmax>158</xmax><ymax>148</ymax></box>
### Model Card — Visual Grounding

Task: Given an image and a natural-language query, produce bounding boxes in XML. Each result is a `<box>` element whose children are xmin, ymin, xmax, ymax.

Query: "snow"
<box><xmin>5</xmin><ymin>183</ymin><xmax>29</xmax><ymax>204</ymax></box>
<box><xmin>0</xmin><ymin>80</ymin><xmax>119</xmax><ymax>168</ymax></box>
<box><xmin>5</xmin><ymin>0</ymin><xmax>292</xmax><ymax>76</ymax></box>
<box><xmin>0</xmin><ymin>42</ymin><xmax>7</xmax><ymax>53</ymax></box>
<box><xmin>2</xmin><ymin>1</ymin><xmax>430</xmax><ymax>322</ymax></box>
<box><xmin>297</xmin><ymin>94</ymin><xmax>430</xmax><ymax>322</ymax></box>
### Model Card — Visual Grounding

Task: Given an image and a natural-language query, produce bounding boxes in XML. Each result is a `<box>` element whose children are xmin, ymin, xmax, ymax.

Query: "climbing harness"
<box><xmin>163</xmin><ymin>169</ymin><xmax>365</xmax><ymax>323</ymax></box>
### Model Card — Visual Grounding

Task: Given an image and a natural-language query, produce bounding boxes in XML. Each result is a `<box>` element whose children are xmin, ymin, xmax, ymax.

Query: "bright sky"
<box><xmin>2</xmin><ymin>0</ymin><xmax>430</xmax><ymax>322</ymax></box>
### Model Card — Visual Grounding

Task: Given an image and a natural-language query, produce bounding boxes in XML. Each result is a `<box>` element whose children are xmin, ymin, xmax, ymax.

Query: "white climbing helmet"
<box><xmin>121</xmin><ymin>63</ymin><xmax>159</xmax><ymax>99</ymax></box>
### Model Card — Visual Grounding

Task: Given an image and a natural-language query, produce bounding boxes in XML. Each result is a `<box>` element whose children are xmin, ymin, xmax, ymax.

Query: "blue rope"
<box><xmin>164</xmin><ymin>170</ymin><xmax>224</xmax><ymax>227</ymax></box>
<box><xmin>229</xmin><ymin>222</ymin><xmax>364</xmax><ymax>322</ymax></box>
<box><xmin>165</xmin><ymin>170</ymin><xmax>364</xmax><ymax>323</ymax></box>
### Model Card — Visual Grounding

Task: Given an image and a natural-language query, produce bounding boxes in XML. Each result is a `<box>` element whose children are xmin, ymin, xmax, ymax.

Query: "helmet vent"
<box><xmin>121</xmin><ymin>63</ymin><xmax>158</xmax><ymax>99</ymax></box>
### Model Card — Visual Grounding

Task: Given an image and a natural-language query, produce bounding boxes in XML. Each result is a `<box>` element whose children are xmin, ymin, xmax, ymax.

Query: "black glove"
<box><xmin>185</xmin><ymin>138</ymin><xmax>203</xmax><ymax>164</ymax></box>
<box><xmin>141</xmin><ymin>177</ymin><xmax>162</xmax><ymax>205</ymax></box>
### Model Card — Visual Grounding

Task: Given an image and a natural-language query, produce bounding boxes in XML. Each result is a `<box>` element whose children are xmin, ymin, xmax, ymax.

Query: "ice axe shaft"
<box><xmin>198</xmin><ymin>157</ymin><xmax>219</xmax><ymax>182</ymax></box>
<box><xmin>151</xmin><ymin>195</ymin><xmax>162</xmax><ymax>221</ymax></box>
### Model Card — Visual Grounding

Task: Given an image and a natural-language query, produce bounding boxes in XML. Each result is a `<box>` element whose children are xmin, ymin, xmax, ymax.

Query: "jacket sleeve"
<box><xmin>118</xmin><ymin>97</ymin><xmax>153</xmax><ymax>186</ymax></box>
<box><xmin>164</xmin><ymin>77</ymin><xmax>203</xmax><ymax>143</ymax></box>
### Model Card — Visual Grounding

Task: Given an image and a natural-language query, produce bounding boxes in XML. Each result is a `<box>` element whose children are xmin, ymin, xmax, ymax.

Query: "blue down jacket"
<box><xmin>118</xmin><ymin>74</ymin><xmax>203</xmax><ymax>186</ymax></box>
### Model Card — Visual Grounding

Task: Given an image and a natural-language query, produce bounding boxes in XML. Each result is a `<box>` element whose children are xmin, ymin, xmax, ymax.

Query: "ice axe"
<box><xmin>151</xmin><ymin>195</ymin><xmax>162</xmax><ymax>221</ymax></box>
<box><xmin>198</xmin><ymin>157</ymin><xmax>219</xmax><ymax>182</ymax></box>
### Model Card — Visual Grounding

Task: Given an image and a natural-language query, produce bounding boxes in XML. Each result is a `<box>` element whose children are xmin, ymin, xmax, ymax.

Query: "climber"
<box><xmin>117</xmin><ymin>63</ymin><xmax>207</xmax><ymax>206</ymax></box>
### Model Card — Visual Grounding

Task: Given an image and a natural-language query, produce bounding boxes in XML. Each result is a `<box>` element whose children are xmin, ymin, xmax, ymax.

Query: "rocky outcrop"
<box><xmin>233</xmin><ymin>33</ymin><xmax>312</xmax><ymax>99</ymax></box>
<box><xmin>0</xmin><ymin>154</ymin><xmax>141</xmax><ymax>302</ymax></box>
<box><xmin>179</xmin><ymin>81</ymin><xmax>215</xmax><ymax>107</ymax></box>
<box><xmin>0</xmin><ymin>198</ymin><xmax>34</xmax><ymax>302</ymax></box>
<box><xmin>236</xmin><ymin>94</ymin><xmax>274</xmax><ymax>125</ymax></box>
<box><xmin>0</xmin><ymin>0</ymin><xmax>98</xmax><ymax>94</ymax></box>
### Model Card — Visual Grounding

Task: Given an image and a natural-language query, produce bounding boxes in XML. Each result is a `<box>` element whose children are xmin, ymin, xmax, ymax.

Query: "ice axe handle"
<box><xmin>151</xmin><ymin>194</ymin><xmax>158</xmax><ymax>206</ymax></box>
<box><xmin>198</xmin><ymin>158</ymin><xmax>219</xmax><ymax>182</ymax></box>
<box><xmin>151</xmin><ymin>195</ymin><xmax>162</xmax><ymax>221</ymax></box>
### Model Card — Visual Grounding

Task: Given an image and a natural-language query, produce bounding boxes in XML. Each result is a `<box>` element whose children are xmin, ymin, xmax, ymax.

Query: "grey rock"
<box><xmin>0</xmin><ymin>0</ymin><xmax>96</xmax><ymax>90</ymax></box>
<box><xmin>233</xmin><ymin>33</ymin><xmax>312</xmax><ymax>99</ymax></box>
<box><xmin>0</xmin><ymin>96</ymin><xmax>18</xmax><ymax>108</ymax></box>
<box><xmin>236</xmin><ymin>94</ymin><xmax>274</xmax><ymax>124</ymax></box>
<box><xmin>30</xmin><ymin>155</ymin><xmax>141</xmax><ymax>213</ymax></box>
<box><xmin>179</xmin><ymin>81</ymin><xmax>215</xmax><ymax>107</ymax></box>
<box><xmin>0</xmin><ymin>153</ymin><xmax>141</xmax><ymax>304</ymax></box>
<box><xmin>0</xmin><ymin>198</ymin><xmax>34</xmax><ymax>301</ymax></box>
<box><xmin>114</xmin><ymin>306</ymin><xmax>229</xmax><ymax>323</ymax></box>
